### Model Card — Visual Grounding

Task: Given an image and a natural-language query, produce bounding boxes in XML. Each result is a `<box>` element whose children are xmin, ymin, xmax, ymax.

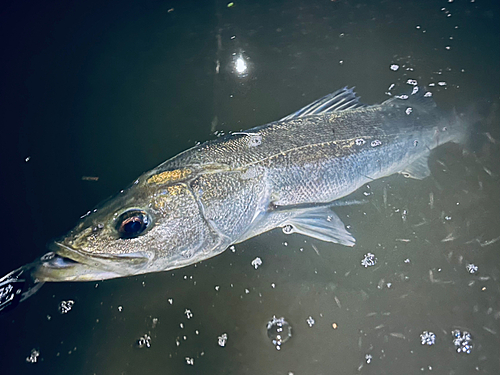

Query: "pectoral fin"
<box><xmin>281</xmin><ymin>208</ymin><xmax>355</xmax><ymax>246</ymax></box>
<box><xmin>401</xmin><ymin>154</ymin><xmax>431</xmax><ymax>179</ymax></box>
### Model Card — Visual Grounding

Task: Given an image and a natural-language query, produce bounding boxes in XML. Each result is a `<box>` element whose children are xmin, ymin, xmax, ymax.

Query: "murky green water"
<box><xmin>1</xmin><ymin>0</ymin><xmax>499</xmax><ymax>374</ymax></box>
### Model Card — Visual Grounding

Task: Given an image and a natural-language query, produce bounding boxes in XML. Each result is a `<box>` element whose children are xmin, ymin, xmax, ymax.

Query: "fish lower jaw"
<box><xmin>33</xmin><ymin>262</ymin><xmax>125</xmax><ymax>282</ymax></box>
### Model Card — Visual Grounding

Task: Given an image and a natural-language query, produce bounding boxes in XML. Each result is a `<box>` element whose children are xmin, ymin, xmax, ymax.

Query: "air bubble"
<box><xmin>466</xmin><ymin>264</ymin><xmax>478</xmax><ymax>274</ymax></box>
<box><xmin>218</xmin><ymin>333</ymin><xmax>228</xmax><ymax>347</ymax></box>
<box><xmin>251</xmin><ymin>257</ymin><xmax>263</xmax><ymax>269</ymax></box>
<box><xmin>266</xmin><ymin>316</ymin><xmax>292</xmax><ymax>350</ymax></box>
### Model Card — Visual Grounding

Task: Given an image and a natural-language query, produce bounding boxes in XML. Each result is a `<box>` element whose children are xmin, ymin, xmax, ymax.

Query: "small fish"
<box><xmin>0</xmin><ymin>86</ymin><xmax>469</xmax><ymax>313</ymax></box>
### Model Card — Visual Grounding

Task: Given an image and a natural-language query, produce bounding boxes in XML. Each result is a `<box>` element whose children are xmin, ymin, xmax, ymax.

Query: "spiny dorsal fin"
<box><xmin>280</xmin><ymin>87</ymin><xmax>366</xmax><ymax>121</ymax></box>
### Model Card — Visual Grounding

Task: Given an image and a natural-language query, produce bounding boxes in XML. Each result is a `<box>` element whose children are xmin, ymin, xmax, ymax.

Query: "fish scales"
<box><xmin>152</xmin><ymin>100</ymin><xmax>447</xmax><ymax>209</ymax></box>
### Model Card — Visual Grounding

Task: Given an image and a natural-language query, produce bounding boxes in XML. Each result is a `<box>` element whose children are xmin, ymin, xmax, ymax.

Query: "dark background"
<box><xmin>1</xmin><ymin>0</ymin><xmax>499</xmax><ymax>374</ymax></box>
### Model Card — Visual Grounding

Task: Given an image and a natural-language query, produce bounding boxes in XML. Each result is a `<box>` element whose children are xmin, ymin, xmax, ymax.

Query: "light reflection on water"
<box><xmin>1</xmin><ymin>0</ymin><xmax>499</xmax><ymax>374</ymax></box>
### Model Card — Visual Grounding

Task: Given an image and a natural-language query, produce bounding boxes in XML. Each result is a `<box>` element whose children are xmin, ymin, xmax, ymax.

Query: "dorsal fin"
<box><xmin>280</xmin><ymin>87</ymin><xmax>366</xmax><ymax>121</ymax></box>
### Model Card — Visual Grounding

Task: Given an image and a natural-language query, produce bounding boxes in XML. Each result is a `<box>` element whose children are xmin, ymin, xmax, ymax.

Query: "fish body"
<box><xmin>0</xmin><ymin>86</ymin><xmax>467</xmax><ymax>311</ymax></box>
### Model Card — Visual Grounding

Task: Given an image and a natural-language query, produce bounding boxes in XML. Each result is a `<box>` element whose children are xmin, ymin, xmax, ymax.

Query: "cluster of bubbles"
<box><xmin>266</xmin><ymin>316</ymin><xmax>292</xmax><ymax>350</ymax></box>
<box><xmin>452</xmin><ymin>330</ymin><xmax>473</xmax><ymax>354</ymax></box>
<box><xmin>361</xmin><ymin>253</ymin><xmax>377</xmax><ymax>268</ymax></box>
<box><xmin>420</xmin><ymin>331</ymin><xmax>436</xmax><ymax>346</ymax></box>
<box><xmin>419</xmin><ymin>330</ymin><xmax>473</xmax><ymax>353</ymax></box>
<box><xmin>137</xmin><ymin>334</ymin><xmax>151</xmax><ymax>349</ymax></box>
<box><xmin>58</xmin><ymin>300</ymin><xmax>74</xmax><ymax>314</ymax></box>
<box><xmin>25</xmin><ymin>349</ymin><xmax>40</xmax><ymax>363</ymax></box>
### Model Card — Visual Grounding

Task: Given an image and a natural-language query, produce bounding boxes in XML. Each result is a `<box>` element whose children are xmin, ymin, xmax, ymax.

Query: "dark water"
<box><xmin>1</xmin><ymin>0</ymin><xmax>499</xmax><ymax>374</ymax></box>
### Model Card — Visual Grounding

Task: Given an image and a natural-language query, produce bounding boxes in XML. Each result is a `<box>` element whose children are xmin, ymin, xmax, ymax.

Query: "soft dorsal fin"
<box><xmin>280</xmin><ymin>87</ymin><xmax>366</xmax><ymax>121</ymax></box>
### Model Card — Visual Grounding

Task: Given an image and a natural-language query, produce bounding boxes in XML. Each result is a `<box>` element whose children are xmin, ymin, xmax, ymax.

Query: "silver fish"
<box><xmin>0</xmin><ymin>86</ymin><xmax>467</xmax><ymax>312</ymax></box>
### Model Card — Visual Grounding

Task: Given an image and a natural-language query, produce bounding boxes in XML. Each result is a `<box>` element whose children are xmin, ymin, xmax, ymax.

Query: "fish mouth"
<box><xmin>33</xmin><ymin>242</ymin><xmax>150</xmax><ymax>282</ymax></box>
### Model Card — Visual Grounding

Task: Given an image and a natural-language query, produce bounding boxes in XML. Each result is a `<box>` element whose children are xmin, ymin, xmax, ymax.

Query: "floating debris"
<box><xmin>361</xmin><ymin>253</ymin><xmax>377</xmax><ymax>268</ymax></box>
<box><xmin>137</xmin><ymin>334</ymin><xmax>151</xmax><ymax>348</ymax></box>
<box><xmin>466</xmin><ymin>264</ymin><xmax>478</xmax><ymax>274</ymax></box>
<box><xmin>420</xmin><ymin>331</ymin><xmax>436</xmax><ymax>346</ymax></box>
<box><xmin>479</xmin><ymin>236</ymin><xmax>500</xmax><ymax>247</ymax></box>
<box><xmin>266</xmin><ymin>316</ymin><xmax>292</xmax><ymax>350</ymax></box>
<box><xmin>251</xmin><ymin>257</ymin><xmax>263</xmax><ymax>269</ymax></box>
<box><xmin>218</xmin><ymin>333</ymin><xmax>228</xmax><ymax>347</ymax></box>
<box><xmin>26</xmin><ymin>348</ymin><xmax>40</xmax><ymax>363</ymax></box>
<box><xmin>58</xmin><ymin>300</ymin><xmax>74</xmax><ymax>314</ymax></box>
<box><xmin>452</xmin><ymin>330</ymin><xmax>473</xmax><ymax>354</ymax></box>
<box><xmin>81</xmin><ymin>176</ymin><xmax>99</xmax><ymax>181</ymax></box>
<box><xmin>390</xmin><ymin>332</ymin><xmax>405</xmax><ymax>339</ymax></box>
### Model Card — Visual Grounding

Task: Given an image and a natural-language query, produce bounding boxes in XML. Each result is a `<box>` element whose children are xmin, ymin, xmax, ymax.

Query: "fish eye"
<box><xmin>116</xmin><ymin>210</ymin><xmax>150</xmax><ymax>238</ymax></box>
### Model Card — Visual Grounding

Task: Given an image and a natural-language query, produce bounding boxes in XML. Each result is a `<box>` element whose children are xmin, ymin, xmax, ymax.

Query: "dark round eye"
<box><xmin>116</xmin><ymin>210</ymin><xmax>150</xmax><ymax>238</ymax></box>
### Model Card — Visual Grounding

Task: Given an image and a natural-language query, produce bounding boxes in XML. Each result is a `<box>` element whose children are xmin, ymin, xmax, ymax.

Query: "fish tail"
<box><xmin>454</xmin><ymin>100</ymin><xmax>494</xmax><ymax>153</ymax></box>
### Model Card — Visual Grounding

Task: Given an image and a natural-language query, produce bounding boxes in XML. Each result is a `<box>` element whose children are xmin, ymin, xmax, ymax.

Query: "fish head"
<box><xmin>34</xmin><ymin>170</ymin><xmax>226</xmax><ymax>282</ymax></box>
